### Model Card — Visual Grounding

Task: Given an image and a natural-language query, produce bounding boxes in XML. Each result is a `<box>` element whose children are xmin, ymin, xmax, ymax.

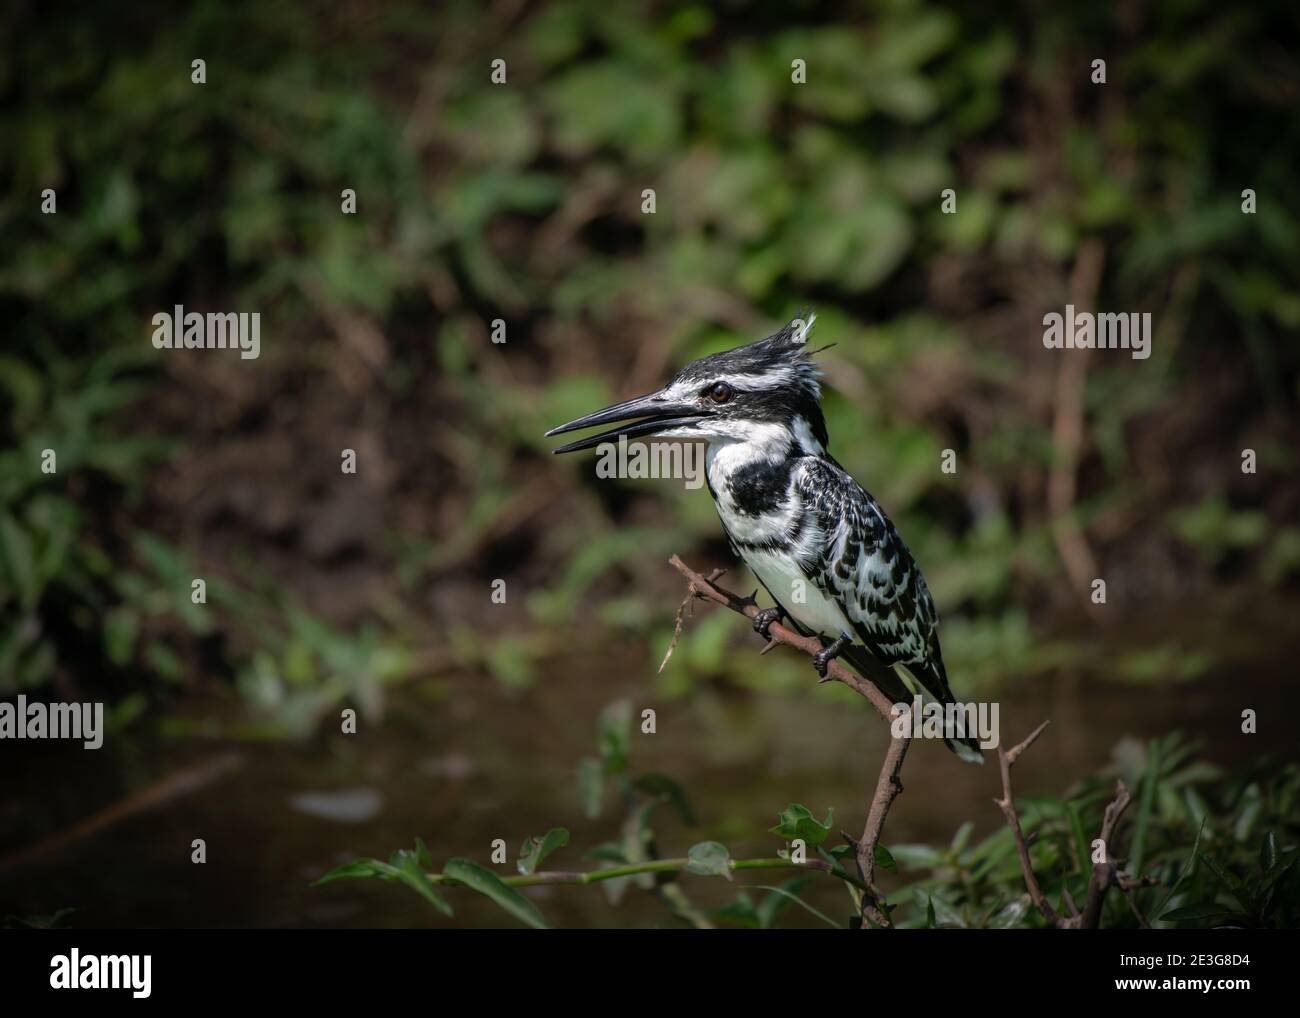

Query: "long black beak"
<box><xmin>545</xmin><ymin>389</ymin><xmax>705</xmax><ymax>454</ymax></box>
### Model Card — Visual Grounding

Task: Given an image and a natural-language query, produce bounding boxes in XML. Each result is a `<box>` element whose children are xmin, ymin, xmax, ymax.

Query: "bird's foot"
<box><xmin>751</xmin><ymin>605</ymin><xmax>786</xmax><ymax>640</ymax></box>
<box><xmin>813</xmin><ymin>633</ymin><xmax>852</xmax><ymax>682</ymax></box>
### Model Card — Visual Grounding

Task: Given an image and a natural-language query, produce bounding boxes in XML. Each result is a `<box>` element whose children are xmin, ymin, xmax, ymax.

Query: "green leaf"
<box><xmin>5</xmin><ymin>907</ymin><xmax>76</xmax><ymax>930</ymax></box>
<box><xmin>0</xmin><ymin>511</ymin><xmax>38</xmax><ymax>607</ymax></box>
<box><xmin>684</xmin><ymin>841</ymin><xmax>732</xmax><ymax>880</ymax></box>
<box><xmin>1260</xmin><ymin>831</ymin><xmax>1279</xmax><ymax>873</ymax></box>
<box><xmin>313</xmin><ymin>858</ymin><xmax>389</xmax><ymax>885</ymax></box>
<box><xmin>949</xmin><ymin>821</ymin><xmax>973</xmax><ymax>855</ymax></box>
<box><xmin>1129</xmin><ymin>740</ymin><xmax>1160</xmax><ymax>879</ymax></box>
<box><xmin>104</xmin><ymin>607</ymin><xmax>140</xmax><ymax>666</ymax></box>
<box><xmin>1155</xmin><ymin>817</ymin><xmax>1205</xmax><ymax>920</ymax></box>
<box><xmin>889</xmin><ymin>843</ymin><xmax>946</xmax><ymax>870</ymax></box>
<box><xmin>1199</xmin><ymin>853</ymin><xmax>1259</xmax><ymax>915</ymax></box>
<box><xmin>1182</xmin><ymin>787</ymin><xmax>1212</xmax><ymax>833</ymax></box>
<box><xmin>443</xmin><ymin>858</ymin><xmax>548</xmax><ymax>929</ymax></box>
<box><xmin>517</xmin><ymin>828</ymin><xmax>570</xmax><ymax>875</ymax></box>
<box><xmin>314</xmin><ymin>848</ymin><xmax>453</xmax><ymax>918</ymax></box>
<box><xmin>754</xmin><ymin>885</ymin><xmax>839</xmax><ymax>929</ymax></box>
<box><xmin>1158</xmin><ymin>902</ymin><xmax>1242</xmax><ymax>924</ymax></box>
<box><xmin>596</xmin><ymin>698</ymin><xmax>632</xmax><ymax>774</ymax></box>
<box><xmin>986</xmin><ymin>899</ymin><xmax>1030</xmax><ymax>929</ymax></box>
<box><xmin>1234</xmin><ymin>784</ymin><xmax>1263</xmax><ymax>841</ymax></box>
<box><xmin>874</xmin><ymin>843</ymin><xmax>897</xmax><ymax>873</ymax></box>
<box><xmin>755</xmin><ymin>874</ymin><xmax>815</xmax><ymax>929</ymax></box>
<box><xmin>633</xmin><ymin>773</ymin><xmax>697</xmax><ymax>825</ymax></box>
<box><xmin>1255</xmin><ymin>850</ymin><xmax>1299</xmax><ymax>904</ymax></box>
<box><xmin>927</xmin><ymin>894</ymin><xmax>967</xmax><ymax>929</ymax></box>
<box><xmin>925</xmin><ymin>896</ymin><xmax>936</xmax><ymax>929</ymax></box>
<box><xmin>769</xmin><ymin>803</ymin><xmax>834</xmax><ymax>847</ymax></box>
<box><xmin>621</xmin><ymin>799</ymin><xmax>658</xmax><ymax>890</ymax></box>
<box><xmin>389</xmin><ymin>845</ymin><xmax>453</xmax><ymax>916</ymax></box>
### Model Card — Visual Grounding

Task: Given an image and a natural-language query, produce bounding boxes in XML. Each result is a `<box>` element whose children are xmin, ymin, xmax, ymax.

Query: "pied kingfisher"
<box><xmin>546</xmin><ymin>316</ymin><xmax>982</xmax><ymax>763</ymax></box>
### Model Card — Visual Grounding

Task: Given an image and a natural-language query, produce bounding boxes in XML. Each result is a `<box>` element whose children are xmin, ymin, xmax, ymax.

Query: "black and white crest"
<box><xmin>656</xmin><ymin>314</ymin><xmax>830</xmax><ymax>450</ymax></box>
<box><xmin>669</xmin><ymin>314</ymin><xmax>823</xmax><ymax>397</ymax></box>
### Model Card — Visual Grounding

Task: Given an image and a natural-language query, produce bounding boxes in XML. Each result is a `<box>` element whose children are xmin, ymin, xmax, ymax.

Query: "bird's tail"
<box><xmin>837</xmin><ymin>642</ymin><xmax>982</xmax><ymax>763</ymax></box>
<box><xmin>943</xmin><ymin>730</ymin><xmax>986</xmax><ymax>765</ymax></box>
<box><xmin>836</xmin><ymin>641</ymin><xmax>983</xmax><ymax>763</ymax></box>
<box><xmin>901</xmin><ymin>654</ymin><xmax>985</xmax><ymax>765</ymax></box>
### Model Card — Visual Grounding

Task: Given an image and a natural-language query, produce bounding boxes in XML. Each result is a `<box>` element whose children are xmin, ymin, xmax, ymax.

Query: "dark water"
<box><xmin>2</xmin><ymin>648</ymin><xmax>1295</xmax><ymax>929</ymax></box>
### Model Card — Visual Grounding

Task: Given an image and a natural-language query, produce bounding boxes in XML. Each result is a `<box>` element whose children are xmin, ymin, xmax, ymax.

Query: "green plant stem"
<box><xmin>428</xmin><ymin>856</ymin><xmax>868</xmax><ymax>892</ymax></box>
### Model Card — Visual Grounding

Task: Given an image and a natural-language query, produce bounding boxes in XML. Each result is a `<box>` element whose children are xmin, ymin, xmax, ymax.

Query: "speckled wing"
<box><xmin>792</xmin><ymin>456</ymin><xmax>941</xmax><ymax>675</ymax></box>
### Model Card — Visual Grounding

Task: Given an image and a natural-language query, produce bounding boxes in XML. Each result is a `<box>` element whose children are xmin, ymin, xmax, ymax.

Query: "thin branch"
<box><xmin>995</xmin><ymin>721</ymin><xmax>1062</xmax><ymax>926</ymax></box>
<box><xmin>667</xmin><ymin>555</ymin><xmax>907</xmax><ymax>928</ymax></box>
<box><xmin>855</xmin><ymin>716</ymin><xmax>910</xmax><ymax>927</ymax></box>
<box><xmin>1119</xmin><ymin>879</ymin><xmax>1152</xmax><ymax>929</ymax></box>
<box><xmin>1078</xmin><ymin>780</ymin><xmax>1133</xmax><ymax>929</ymax></box>
<box><xmin>995</xmin><ymin>723</ymin><xmax>1143</xmax><ymax>929</ymax></box>
<box><xmin>668</xmin><ymin>556</ymin><xmax>895</xmax><ymax>721</ymax></box>
<box><xmin>426</xmin><ymin>855</ymin><xmax>868</xmax><ymax>891</ymax></box>
<box><xmin>659</xmin><ymin>567</ymin><xmax>725</xmax><ymax>673</ymax></box>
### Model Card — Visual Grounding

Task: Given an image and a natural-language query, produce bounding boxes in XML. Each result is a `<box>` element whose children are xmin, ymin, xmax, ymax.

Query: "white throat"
<box><xmin>704</xmin><ymin>421</ymin><xmax>792</xmax><ymax>484</ymax></box>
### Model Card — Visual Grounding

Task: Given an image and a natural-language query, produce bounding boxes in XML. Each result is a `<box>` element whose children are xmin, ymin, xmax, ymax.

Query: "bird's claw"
<box><xmin>752</xmin><ymin>606</ymin><xmax>785</xmax><ymax>640</ymax></box>
<box><xmin>812</xmin><ymin>633</ymin><xmax>851</xmax><ymax>682</ymax></box>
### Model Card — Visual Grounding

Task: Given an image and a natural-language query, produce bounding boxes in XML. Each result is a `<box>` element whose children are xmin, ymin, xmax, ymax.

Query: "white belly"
<box><xmin>743</xmin><ymin>547</ymin><xmax>853</xmax><ymax>639</ymax></box>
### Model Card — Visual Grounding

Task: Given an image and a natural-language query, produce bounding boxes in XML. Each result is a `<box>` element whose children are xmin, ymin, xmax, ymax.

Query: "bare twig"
<box><xmin>667</xmin><ymin>556</ymin><xmax>895</xmax><ymax>722</ymax></box>
<box><xmin>666</xmin><ymin>555</ymin><xmax>907</xmax><ymax>927</ymax></box>
<box><xmin>995</xmin><ymin>723</ymin><xmax>1144</xmax><ymax>929</ymax></box>
<box><xmin>659</xmin><ymin>567</ymin><xmax>725</xmax><ymax>673</ymax></box>
<box><xmin>855</xmin><ymin>716</ymin><xmax>910</xmax><ymax>927</ymax></box>
<box><xmin>1078</xmin><ymin>780</ymin><xmax>1133</xmax><ymax>929</ymax></box>
<box><xmin>995</xmin><ymin>721</ymin><xmax>1061</xmax><ymax>925</ymax></box>
<box><xmin>1119</xmin><ymin>878</ymin><xmax>1152</xmax><ymax>929</ymax></box>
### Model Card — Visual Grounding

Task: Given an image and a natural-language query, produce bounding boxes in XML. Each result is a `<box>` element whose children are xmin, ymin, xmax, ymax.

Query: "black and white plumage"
<box><xmin>547</xmin><ymin>316</ymin><xmax>982</xmax><ymax>763</ymax></box>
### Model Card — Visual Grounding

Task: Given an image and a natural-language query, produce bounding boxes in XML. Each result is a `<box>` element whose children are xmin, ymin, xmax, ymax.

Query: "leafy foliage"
<box><xmin>318</xmin><ymin>707</ymin><xmax>1298</xmax><ymax>929</ymax></box>
<box><xmin>769</xmin><ymin>804</ymin><xmax>835</xmax><ymax>847</ymax></box>
<box><xmin>890</xmin><ymin>734</ymin><xmax>1300</xmax><ymax>929</ymax></box>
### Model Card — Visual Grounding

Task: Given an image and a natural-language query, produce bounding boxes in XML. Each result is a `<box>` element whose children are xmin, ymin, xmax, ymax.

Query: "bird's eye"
<box><xmin>706</xmin><ymin>382</ymin><xmax>733</xmax><ymax>403</ymax></box>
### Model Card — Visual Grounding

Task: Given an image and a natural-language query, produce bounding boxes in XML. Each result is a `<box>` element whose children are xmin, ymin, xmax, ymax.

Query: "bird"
<box><xmin>546</xmin><ymin>315</ymin><xmax>983</xmax><ymax>763</ymax></box>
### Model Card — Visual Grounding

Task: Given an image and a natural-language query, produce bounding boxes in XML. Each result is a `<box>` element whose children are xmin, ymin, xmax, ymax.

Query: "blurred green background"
<box><xmin>1</xmin><ymin>0</ymin><xmax>1297</xmax><ymax>928</ymax></box>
